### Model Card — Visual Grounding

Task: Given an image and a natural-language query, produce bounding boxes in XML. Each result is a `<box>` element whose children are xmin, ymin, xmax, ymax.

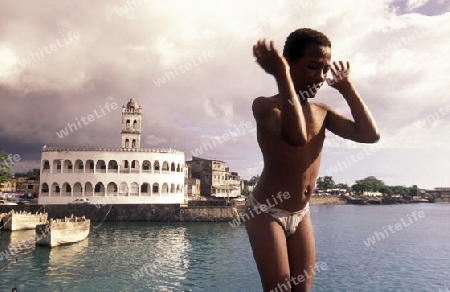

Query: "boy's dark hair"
<box><xmin>283</xmin><ymin>28</ymin><xmax>331</xmax><ymax>63</ymax></box>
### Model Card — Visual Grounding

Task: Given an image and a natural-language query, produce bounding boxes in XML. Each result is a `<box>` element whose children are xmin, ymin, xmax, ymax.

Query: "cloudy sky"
<box><xmin>1</xmin><ymin>0</ymin><xmax>449</xmax><ymax>189</ymax></box>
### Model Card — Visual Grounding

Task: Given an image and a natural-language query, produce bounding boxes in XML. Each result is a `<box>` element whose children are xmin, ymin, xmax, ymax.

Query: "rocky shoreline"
<box><xmin>310</xmin><ymin>195</ymin><xmax>346</xmax><ymax>205</ymax></box>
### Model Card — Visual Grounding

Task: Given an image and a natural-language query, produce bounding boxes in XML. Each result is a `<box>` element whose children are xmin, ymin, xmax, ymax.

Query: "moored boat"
<box><xmin>35</xmin><ymin>215</ymin><xmax>90</xmax><ymax>247</ymax></box>
<box><xmin>2</xmin><ymin>210</ymin><xmax>48</xmax><ymax>231</ymax></box>
<box><xmin>0</xmin><ymin>212</ymin><xmax>9</xmax><ymax>230</ymax></box>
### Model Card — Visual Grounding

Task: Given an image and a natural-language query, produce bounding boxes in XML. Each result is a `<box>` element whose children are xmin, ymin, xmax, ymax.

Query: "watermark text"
<box><xmin>363</xmin><ymin>210</ymin><xmax>425</xmax><ymax>248</ymax></box>
<box><xmin>19</xmin><ymin>31</ymin><xmax>80</xmax><ymax>68</ymax></box>
<box><xmin>55</xmin><ymin>102</ymin><xmax>118</xmax><ymax>139</ymax></box>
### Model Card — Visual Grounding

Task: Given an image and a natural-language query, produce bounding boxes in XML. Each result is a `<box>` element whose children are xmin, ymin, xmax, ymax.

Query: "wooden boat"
<box><xmin>2</xmin><ymin>210</ymin><xmax>48</xmax><ymax>231</ymax></box>
<box><xmin>35</xmin><ymin>215</ymin><xmax>90</xmax><ymax>247</ymax></box>
<box><xmin>0</xmin><ymin>212</ymin><xmax>8</xmax><ymax>227</ymax></box>
<box><xmin>343</xmin><ymin>196</ymin><xmax>367</xmax><ymax>205</ymax></box>
<box><xmin>367</xmin><ymin>198</ymin><xmax>383</xmax><ymax>205</ymax></box>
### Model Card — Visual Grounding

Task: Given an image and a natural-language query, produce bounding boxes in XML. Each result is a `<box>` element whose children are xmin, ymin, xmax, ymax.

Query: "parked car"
<box><xmin>69</xmin><ymin>198</ymin><xmax>90</xmax><ymax>205</ymax></box>
<box><xmin>0</xmin><ymin>200</ymin><xmax>18</xmax><ymax>205</ymax></box>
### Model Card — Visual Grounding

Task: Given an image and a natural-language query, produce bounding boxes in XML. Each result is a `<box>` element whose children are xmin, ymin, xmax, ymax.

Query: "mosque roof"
<box><xmin>127</xmin><ymin>97</ymin><xmax>139</xmax><ymax>109</ymax></box>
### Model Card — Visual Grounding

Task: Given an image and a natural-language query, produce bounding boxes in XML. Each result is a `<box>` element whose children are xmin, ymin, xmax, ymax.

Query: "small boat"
<box><xmin>0</xmin><ymin>199</ymin><xmax>18</xmax><ymax>205</ymax></box>
<box><xmin>35</xmin><ymin>215</ymin><xmax>90</xmax><ymax>247</ymax></box>
<box><xmin>367</xmin><ymin>198</ymin><xmax>383</xmax><ymax>205</ymax></box>
<box><xmin>0</xmin><ymin>212</ymin><xmax>9</xmax><ymax>230</ymax></box>
<box><xmin>2</xmin><ymin>210</ymin><xmax>48</xmax><ymax>231</ymax></box>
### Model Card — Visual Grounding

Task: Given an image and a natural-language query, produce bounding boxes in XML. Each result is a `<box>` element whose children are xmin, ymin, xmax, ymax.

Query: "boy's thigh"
<box><xmin>245</xmin><ymin>210</ymin><xmax>291</xmax><ymax>291</ymax></box>
<box><xmin>286</xmin><ymin>212</ymin><xmax>316</xmax><ymax>291</ymax></box>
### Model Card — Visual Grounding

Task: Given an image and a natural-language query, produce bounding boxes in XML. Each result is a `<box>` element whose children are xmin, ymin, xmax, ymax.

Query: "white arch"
<box><xmin>119</xmin><ymin>182</ymin><xmax>128</xmax><ymax>196</ymax></box>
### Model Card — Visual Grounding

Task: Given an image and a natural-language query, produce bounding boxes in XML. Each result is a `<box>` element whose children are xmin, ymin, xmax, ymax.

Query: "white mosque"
<box><xmin>38</xmin><ymin>98</ymin><xmax>185</xmax><ymax>205</ymax></box>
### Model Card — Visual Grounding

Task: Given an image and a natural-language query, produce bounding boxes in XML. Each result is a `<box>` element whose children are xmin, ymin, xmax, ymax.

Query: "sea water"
<box><xmin>1</xmin><ymin>204</ymin><xmax>449</xmax><ymax>291</ymax></box>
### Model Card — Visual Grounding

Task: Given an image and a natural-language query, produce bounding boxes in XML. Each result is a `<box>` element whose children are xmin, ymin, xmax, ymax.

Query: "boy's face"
<box><xmin>288</xmin><ymin>43</ymin><xmax>331</xmax><ymax>98</ymax></box>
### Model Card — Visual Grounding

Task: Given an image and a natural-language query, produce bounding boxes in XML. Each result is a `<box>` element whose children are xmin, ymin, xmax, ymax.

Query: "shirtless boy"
<box><xmin>246</xmin><ymin>28</ymin><xmax>380</xmax><ymax>292</ymax></box>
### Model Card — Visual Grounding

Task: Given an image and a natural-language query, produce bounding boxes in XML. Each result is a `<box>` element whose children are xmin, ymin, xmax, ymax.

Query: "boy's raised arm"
<box><xmin>325</xmin><ymin>61</ymin><xmax>380</xmax><ymax>143</ymax></box>
<box><xmin>253</xmin><ymin>39</ymin><xmax>307</xmax><ymax>146</ymax></box>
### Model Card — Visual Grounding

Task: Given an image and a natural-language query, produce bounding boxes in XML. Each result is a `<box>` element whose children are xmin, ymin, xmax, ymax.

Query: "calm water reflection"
<box><xmin>1</xmin><ymin>204</ymin><xmax>450</xmax><ymax>291</ymax></box>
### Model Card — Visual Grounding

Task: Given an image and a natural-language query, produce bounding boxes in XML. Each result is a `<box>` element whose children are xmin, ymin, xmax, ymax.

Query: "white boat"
<box><xmin>0</xmin><ymin>199</ymin><xmax>17</xmax><ymax>205</ymax></box>
<box><xmin>35</xmin><ymin>215</ymin><xmax>90</xmax><ymax>247</ymax></box>
<box><xmin>2</xmin><ymin>210</ymin><xmax>48</xmax><ymax>231</ymax></box>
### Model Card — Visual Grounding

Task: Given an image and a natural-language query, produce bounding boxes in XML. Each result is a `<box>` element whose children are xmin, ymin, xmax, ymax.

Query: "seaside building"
<box><xmin>184</xmin><ymin>163</ymin><xmax>201</xmax><ymax>200</ymax></box>
<box><xmin>16</xmin><ymin>177</ymin><xmax>40</xmax><ymax>195</ymax></box>
<box><xmin>39</xmin><ymin>98</ymin><xmax>185</xmax><ymax>205</ymax></box>
<box><xmin>186</xmin><ymin>156</ymin><xmax>243</xmax><ymax>198</ymax></box>
<box><xmin>0</xmin><ymin>177</ymin><xmax>17</xmax><ymax>193</ymax></box>
<box><xmin>426</xmin><ymin>187</ymin><xmax>450</xmax><ymax>203</ymax></box>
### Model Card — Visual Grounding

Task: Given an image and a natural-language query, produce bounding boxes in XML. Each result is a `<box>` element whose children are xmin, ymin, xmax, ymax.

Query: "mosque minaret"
<box><xmin>39</xmin><ymin>97</ymin><xmax>185</xmax><ymax>205</ymax></box>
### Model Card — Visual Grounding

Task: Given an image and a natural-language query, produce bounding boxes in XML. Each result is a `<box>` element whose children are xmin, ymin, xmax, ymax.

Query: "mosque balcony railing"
<box><xmin>42</xmin><ymin>145</ymin><xmax>184</xmax><ymax>154</ymax></box>
<box><xmin>121</xmin><ymin>129</ymin><xmax>140</xmax><ymax>134</ymax></box>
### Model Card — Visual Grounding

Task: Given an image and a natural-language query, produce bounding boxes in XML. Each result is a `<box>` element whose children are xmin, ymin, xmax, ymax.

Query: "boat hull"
<box><xmin>3</xmin><ymin>211</ymin><xmax>48</xmax><ymax>231</ymax></box>
<box><xmin>35</xmin><ymin>217</ymin><xmax>90</xmax><ymax>247</ymax></box>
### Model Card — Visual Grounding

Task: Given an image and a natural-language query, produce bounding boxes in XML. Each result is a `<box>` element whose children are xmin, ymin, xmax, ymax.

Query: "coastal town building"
<box><xmin>39</xmin><ymin>98</ymin><xmax>185</xmax><ymax>205</ymax></box>
<box><xmin>316</xmin><ymin>188</ymin><xmax>348</xmax><ymax>196</ymax></box>
<box><xmin>184</xmin><ymin>163</ymin><xmax>201</xmax><ymax>200</ymax></box>
<box><xmin>16</xmin><ymin>177</ymin><xmax>40</xmax><ymax>195</ymax></box>
<box><xmin>0</xmin><ymin>177</ymin><xmax>16</xmax><ymax>193</ymax></box>
<box><xmin>362</xmin><ymin>191</ymin><xmax>383</xmax><ymax>197</ymax></box>
<box><xmin>426</xmin><ymin>187</ymin><xmax>450</xmax><ymax>203</ymax></box>
<box><xmin>186</xmin><ymin>156</ymin><xmax>243</xmax><ymax>198</ymax></box>
<box><xmin>184</xmin><ymin>177</ymin><xmax>201</xmax><ymax>200</ymax></box>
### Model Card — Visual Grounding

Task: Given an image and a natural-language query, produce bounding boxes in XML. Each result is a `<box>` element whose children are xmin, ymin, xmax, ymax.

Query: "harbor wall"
<box><xmin>6</xmin><ymin>195</ymin><xmax>418</xmax><ymax>223</ymax></box>
<box><xmin>310</xmin><ymin>195</ymin><xmax>346</xmax><ymax>205</ymax></box>
<box><xmin>0</xmin><ymin>204</ymin><xmax>235</xmax><ymax>222</ymax></box>
<box><xmin>180</xmin><ymin>206</ymin><xmax>236</xmax><ymax>222</ymax></box>
<box><xmin>435</xmin><ymin>197</ymin><xmax>450</xmax><ymax>203</ymax></box>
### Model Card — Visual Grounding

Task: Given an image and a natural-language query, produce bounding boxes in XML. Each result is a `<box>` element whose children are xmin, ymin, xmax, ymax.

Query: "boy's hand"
<box><xmin>253</xmin><ymin>39</ymin><xmax>289</xmax><ymax>77</ymax></box>
<box><xmin>326</xmin><ymin>61</ymin><xmax>352</xmax><ymax>93</ymax></box>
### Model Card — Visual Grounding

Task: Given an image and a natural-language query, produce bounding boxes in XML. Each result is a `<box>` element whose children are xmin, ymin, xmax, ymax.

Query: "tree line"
<box><xmin>316</xmin><ymin>175</ymin><xmax>420</xmax><ymax>196</ymax></box>
<box><xmin>242</xmin><ymin>175</ymin><xmax>420</xmax><ymax>197</ymax></box>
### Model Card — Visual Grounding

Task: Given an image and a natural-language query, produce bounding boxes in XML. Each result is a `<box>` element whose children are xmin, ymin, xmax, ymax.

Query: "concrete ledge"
<box><xmin>0</xmin><ymin>204</ymin><xmax>236</xmax><ymax>222</ymax></box>
<box><xmin>0</xmin><ymin>204</ymin><xmax>180</xmax><ymax>222</ymax></box>
<box><xmin>180</xmin><ymin>206</ymin><xmax>235</xmax><ymax>222</ymax></box>
<box><xmin>310</xmin><ymin>196</ymin><xmax>347</xmax><ymax>205</ymax></box>
<box><xmin>435</xmin><ymin>198</ymin><xmax>450</xmax><ymax>203</ymax></box>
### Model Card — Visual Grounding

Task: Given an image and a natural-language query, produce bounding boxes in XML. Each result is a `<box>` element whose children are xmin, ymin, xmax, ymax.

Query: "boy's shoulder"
<box><xmin>309</xmin><ymin>102</ymin><xmax>333</xmax><ymax>115</ymax></box>
<box><xmin>252</xmin><ymin>98</ymin><xmax>332</xmax><ymax>114</ymax></box>
<box><xmin>252</xmin><ymin>95</ymin><xmax>280</xmax><ymax>112</ymax></box>
<box><xmin>309</xmin><ymin>101</ymin><xmax>329</xmax><ymax>110</ymax></box>
<box><xmin>252</xmin><ymin>95</ymin><xmax>279</xmax><ymax>104</ymax></box>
